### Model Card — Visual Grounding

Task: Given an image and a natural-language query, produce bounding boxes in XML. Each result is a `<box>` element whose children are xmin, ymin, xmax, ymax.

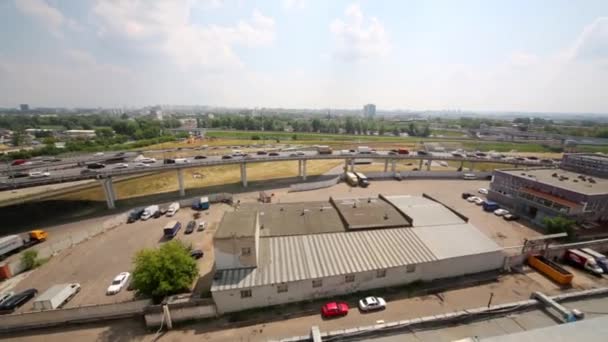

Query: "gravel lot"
<box><xmin>8</xmin><ymin>203</ymin><xmax>230</xmax><ymax>312</ymax></box>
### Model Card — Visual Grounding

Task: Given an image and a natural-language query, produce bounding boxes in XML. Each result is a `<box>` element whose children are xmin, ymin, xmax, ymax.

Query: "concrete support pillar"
<box><xmin>470</xmin><ymin>162</ymin><xmax>475</xmax><ymax>172</ymax></box>
<box><xmin>384</xmin><ymin>159</ymin><xmax>389</xmax><ymax>173</ymax></box>
<box><xmin>344</xmin><ymin>159</ymin><xmax>348</xmax><ymax>175</ymax></box>
<box><xmin>99</xmin><ymin>177</ymin><xmax>115</xmax><ymax>209</ymax></box>
<box><xmin>460</xmin><ymin>160</ymin><xmax>464</xmax><ymax>170</ymax></box>
<box><xmin>427</xmin><ymin>159</ymin><xmax>432</xmax><ymax>171</ymax></box>
<box><xmin>302</xmin><ymin>159</ymin><xmax>307</xmax><ymax>180</ymax></box>
<box><xmin>349</xmin><ymin>159</ymin><xmax>355</xmax><ymax>172</ymax></box>
<box><xmin>391</xmin><ymin>159</ymin><xmax>396</xmax><ymax>173</ymax></box>
<box><xmin>419</xmin><ymin>159</ymin><xmax>423</xmax><ymax>170</ymax></box>
<box><xmin>240</xmin><ymin>162</ymin><xmax>248</xmax><ymax>187</ymax></box>
<box><xmin>163</xmin><ymin>305</ymin><xmax>173</xmax><ymax>330</ymax></box>
<box><xmin>177</xmin><ymin>169</ymin><xmax>185</xmax><ymax>197</ymax></box>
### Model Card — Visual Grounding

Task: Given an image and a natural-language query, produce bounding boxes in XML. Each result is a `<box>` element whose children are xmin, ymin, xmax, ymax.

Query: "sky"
<box><xmin>0</xmin><ymin>0</ymin><xmax>607</xmax><ymax>113</ymax></box>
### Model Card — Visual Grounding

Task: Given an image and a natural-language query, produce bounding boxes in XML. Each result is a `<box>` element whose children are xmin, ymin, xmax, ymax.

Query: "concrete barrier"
<box><xmin>144</xmin><ymin>301</ymin><xmax>217</xmax><ymax>327</ymax></box>
<box><xmin>289</xmin><ymin>177</ymin><xmax>340</xmax><ymax>192</ymax></box>
<box><xmin>0</xmin><ymin>300</ymin><xmax>151</xmax><ymax>333</ymax></box>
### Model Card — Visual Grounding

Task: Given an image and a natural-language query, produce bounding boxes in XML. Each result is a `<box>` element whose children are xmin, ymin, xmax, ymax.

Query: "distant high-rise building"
<box><xmin>363</xmin><ymin>104</ymin><xmax>376</xmax><ymax>118</ymax></box>
<box><xmin>20</xmin><ymin>104</ymin><xmax>29</xmax><ymax>111</ymax></box>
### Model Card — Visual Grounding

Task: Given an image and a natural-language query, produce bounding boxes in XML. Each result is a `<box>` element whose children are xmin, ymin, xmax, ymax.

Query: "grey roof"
<box><xmin>498</xmin><ymin>168</ymin><xmax>608</xmax><ymax>195</ymax></box>
<box><xmin>35</xmin><ymin>284</ymin><xmax>75</xmax><ymax>301</ymax></box>
<box><xmin>257</xmin><ymin>202</ymin><xmax>346</xmax><ymax>236</ymax></box>
<box><xmin>383</xmin><ymin>195</ymin><xmax>465</xmax><ymax>227</ymax></box>
<box><xmin>412</xmin><ymin>224</ymin><xmax>502</xmax><ymax>259</ymax></box>
<box><xmin>331</xmin><ymin>196</ymin><xmax>411</xmax><ymax>230</ymax></box>
<box><xmin>212</xmin><ymin>227</ymin><xmax>437</xmax><ymax>291</ymax></box>
<box><xmin>215</xmin><ymin>211</ymin><xmax>257</xmax><ymax>239</ymax></box>
<box><xmin>479</xmin><ymin>315</ymin><xmax>608</xmax><ymax>342</ymax></box>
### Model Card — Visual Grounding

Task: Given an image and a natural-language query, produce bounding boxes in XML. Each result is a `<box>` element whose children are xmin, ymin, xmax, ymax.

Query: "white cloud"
<box><xmin>283</xmin><ymin>0</ymin><xmax>306</xmax><ymax>11</ymax></box>
<box><xmin>14</xmin><ymin>0</ymin><xmax>65</xmax><ymax>36</ymax></box>
<box><xmin>93</xmin><ymin>0</ymin><xmax>275</xmax><ymax>70</ymax></box>
<box><xmin>508</xmin><ymin>52</ymin><xmax>540</xmax><ymax>68</ymax></box>
<box><xmin>330</xmin><ymin>4</ymin><xmax>390</xmax><ymax>62</ymax></box>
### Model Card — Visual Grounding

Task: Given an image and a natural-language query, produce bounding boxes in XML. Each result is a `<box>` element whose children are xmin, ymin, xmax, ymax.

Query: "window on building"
<box><xmin>345</xmin><ymin>274</ymin><xmax>355</xmax><ymax>283</ymax></box>
<box><xmin>377</xmin><ymin>269</ymin><xmax>387</xmax><ymax>278</ymax></box>
<box><xmin>312</xmin><ymin>279</ymin><xmax>323</xmax><ymax>288</ymax></box>
<box><xmin>240</xmin><ymin>289</ymin><xmax>252</xmax><ymax>298</ymax></box>
<box><xmin>277</xmin><ymin>284</ymin><xmax>288</xmax><ymax>293</ymax></box>
<box><xmin>241</xmin><ymin>247</ymin><xmax>251</xmax><ymax>256</ymax></box>
<box><xmin>406</xmin><ymin>264</ymin><xmax>416</xmax><ymax>273</ymax></box>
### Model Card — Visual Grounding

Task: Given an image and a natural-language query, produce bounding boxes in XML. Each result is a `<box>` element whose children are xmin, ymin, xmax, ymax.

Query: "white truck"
<box><xmin>345</xmin><ymin>172</ymin><xmax>359</xmax><ymax>187</ymax></box>
<box><xmin>0</xmin><ymin>235</ymin><xmax>24</xmax><ymax>259</ymax></box>
<box><xmin>166</xmin><ymin>202</ymin><xmax>180</xmax><ymax>217</ymax></box>
<box><xmin>141</xmin><ymin>205</ymin><xmax>160</xmax><ymax>220</ymax></box>
<box><xmin>33</xmin><ymin>283</ymin><xmax>80</xmax><ymax>310</ymax></box>
<box><xmin>357</xmin><ymin>146</ymin><xmax>371</xmax><ymax>154</ymax></box>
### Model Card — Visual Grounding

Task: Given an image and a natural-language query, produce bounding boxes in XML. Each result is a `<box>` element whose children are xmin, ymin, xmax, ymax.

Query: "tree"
<box><xmin>132</xmin><ymin>240</ymin><xmax>199</xmax><ymax>299</ymax></box>
<box><xmin>543</xmin><ymin>216</ymin><xmax>575</xmax><ymax>240</ymax></box>
<box><xmin>95</xmin><ymin>127</ymin><xmax>114</xmax><ymax>139</ymax></box>
<box><xmin>21</xmin><ymin>250</ymin><xmax>42</xmax><ymax>270</ymax></box>
<box><xmin>11</xmin><ymin>130</ymin><xmax>25</xmax><ymax>146</ymax></box>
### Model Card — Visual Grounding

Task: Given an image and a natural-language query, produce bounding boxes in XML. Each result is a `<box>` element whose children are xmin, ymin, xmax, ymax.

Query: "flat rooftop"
<box><xmin>331</xmin><ymin>196</ymin><xmax>410</xmax><ymax>230</ymax></box>
<box><xmin>499</xmin><ymin>168</ymin><xmax>608</xmax><ymax>195</ymax></box>
<box><xmin>215</xmin><ymin>211</ymin><xmax>257</xmax><ymax>239</ymax></box>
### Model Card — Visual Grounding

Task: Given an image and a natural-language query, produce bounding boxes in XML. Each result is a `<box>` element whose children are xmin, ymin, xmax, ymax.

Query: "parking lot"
<box><xmin>7</xmin><ymin>203</ymin><xmax>230</xmax><ymax>313</ymax></box>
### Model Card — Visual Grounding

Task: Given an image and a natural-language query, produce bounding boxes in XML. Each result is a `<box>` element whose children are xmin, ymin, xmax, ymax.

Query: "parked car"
<box><xmin>221</xmin><ymin>155</ymin><xmax>232</xmax><ymax>160</ymax></box>
<box><xmin>358</xmin><ymin>296</ymin><xmax>386</xmax><ymax>312</ymax></box>
<box><xmin>194</xmin><ymin>155</ymin><xmax>207</xmax><ymax>160</ymax></box>
<box><xmin>0</xmin><ymin>292</ymin><xmax>14</xmax><ymax>305</ymax></box>
<box><xmin>478</xmin><ymin>188</ymin><xmax>489</xmax><ymax>195</ymax></box>
<box><xmin>185</xmin><ymin>220</ymin><xmax>196</xmax><ymax>234</ymax></box>
<box><xmin>467</xmin><ymin>196</ymin><xmax>480</xmax><ymax>203</ymax></box>
<box><xmin>28</xmin><ymin>171</ymin><xmax>50</xmax><ymax>178</ymax></box>
<box><xmin>0</xmin><ymin>288</ymin><xmax>37</xmax><ymax>313</ymax></box>
<box><xmin>473</xmin><ymin>197</ymin><xmax>484</xmax><ymax>205</ymax></box>
<box><xmin>198</xmin><ymin>221</ymin><xmax>208</xmax><ymax>231</ymax></box>
<box><xmin>127</xmin><ymin>207</ymin><xmax>145</xmax><ymax>223</ymax></box>
<box><xmin>190</xmin><ymin>249</ymin><xmax>204</xmax><ymax>259</ymax></box>
<box><xmin>106</xmin><ymin>272</ymin><xmax>130</xmax><ymax>295</ymax></box>
<box><xmin>494</xmin><ymin>209</ymin><xmax>509</xmax><ymax>216</ymax></box>
<box><xmin>461</xmin><ymin>192</ymin><xmax>473</xmax><ymax>199</ymax></box>
<box><xmin>503</xmin><ymin>214</ymin><xmax>520</xmax><ymax>221</ymax></box>
<box><xmin>321</xmin><ymin>301</ymin><xmax>349</xmax><ymax>318</ymax></box>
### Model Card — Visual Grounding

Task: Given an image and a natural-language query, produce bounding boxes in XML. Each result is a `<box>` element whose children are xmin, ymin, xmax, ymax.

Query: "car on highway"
<box><xmin>256</xmin><ymin>151</ymin><xmax>267</xmax><ymax>155</ymax></box>
<box><xmin>296</xmin><ymin>151</ymin><xmax>306</xmax><ymax>156</ymax></box>
<box><xmin>134</xmin><ymin>162</ymin><xmax>150</xmax><ymax>167</ymax></box>
<box><xmin>269</xmin><ymin>152</ymin><xmax>280</xmax><ymax>156</ymax></box>
<box><xmin>190</xmin><ymin>249</ymin><xmax>204</xmax><ymax>259</ymax></box>
<box><xmin>8</xmin><ymin>172</ymin><xmax>29</xmax><ymax>179</ymax></box>
<box><xmin>86</xmin><ymin>162</ymin><xmax>105</xmax><ymax>169</ymax></box>
<box><xmin>503</xmin><ymin>213</ymin><xmax>520</xmax><ymax>221</ymax></box>
<box><xmin>140</xmin><ymin>158</ymin><xmax>156</xmax><ymax>164</ymax></box>
<box><xmin>221</xmin><ymin>155</ymin><xmax>232</xmax><ymax>160</ymax></box>
<box><xmin>106</xmin><ymin>272</ymin><xmax>130</xmax><ymax>295</ymax></box>
<box><xmin>478</xmin><ymin>188</ymin><xmax>489</xmax><ymax>195</ymax></box>
<box><xmin>11</xmin><ymin>159</ymin><xmax>27</xmax><ymax>166</ymax></box>
<box><xmin>0</xmin><ymin>288</ymin><xmax>37</xmax><ymax>313</ymax></box>
<box><xmin>321</xmin><ymin>301</ymin><xmax>349</xmax><ymax>318</ymax></box>
<box><xmin>358</xmin><ymin>296</ymin><xmax>386</xmax><ymax>312</ymax></box>
<box><xmin>28</xmin><ymin>171</ymin><xmax>50</xmax><ymax>178</ymax></box>
<box><xmin>185</xmin><ymin>220</ymin><xmax>196</xmax><ymax>234</ymax></box>
<box><xmin>114</xmin><ymin>163</ymin><xmax>129</xmax><ymax>169</ymax></box>
<box><xmin>416</xmin><ymin>150</ymin><xmax>428</xmax><ymax>156</ymax></box>
<box><xmin>289</xmin><ymin>153</ymin><xmax>298</xmax><ymax>157</ymax></box>
<box><xmin>194</xmin><ymin>155</ymin><xmax>207</xmax><ymax>159</ymax></box>
<box><xmin>494</xmin><ymin>208</ymin><xmax>509</xmax><ymax>216</ymax></box>
<box><xmin>94</xmin><ymin>152</ymin><xmax>105</xmax><ymax>156</ymax></box>
<box><xmin>80</xmin><ymin>169</ymin><xmax>100</xmax><ymax>175</ymax></box>
<box><xmin>198</xmin><ymin>221</ymin><xmax>207</xmax><ymax>231</ymax></box>
<box><xmin>0</xmin><ymin>292</ymin><xmax>14</xmax><ymax>305</ymax></box>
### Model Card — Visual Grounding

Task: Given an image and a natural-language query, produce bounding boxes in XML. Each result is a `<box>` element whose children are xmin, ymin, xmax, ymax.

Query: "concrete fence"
<box><xmin>0</xmin><ymin>299</ymin><xmax>151</xmax><ymax>333</ymax></box>
<box><xmin>144</xmin><ymin>299</ymin><xmax>218</xmax><ymax>328</ymax></box>
<box><xmin>289</xmin><ymin>176</ymin><xmax>340</xmax><ymax>192</ymax></box>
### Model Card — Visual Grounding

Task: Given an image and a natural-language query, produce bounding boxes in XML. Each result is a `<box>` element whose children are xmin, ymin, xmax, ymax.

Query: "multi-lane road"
<box><xmin>0</xmin><ymin>148</ymin><xmax>554</xmax><ymax>191</ymax></box>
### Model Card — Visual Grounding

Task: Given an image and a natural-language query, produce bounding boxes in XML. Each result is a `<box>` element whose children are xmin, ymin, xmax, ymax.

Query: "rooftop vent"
<box><xmin>384</xmin><ymin>213</ymin><xmax>389</xmax><ymax>220</ymax></box>
<box><xmin>280</xmin><ymin>207</ymin><xmax>284</xmax><ymax>211</ymax></box>
<box><xmin>573</xmin><ymin>179</ymin><xmax>578</xmax><ymax>183</ymax></box>
<box><xmin>552</xmin><ymin>173</ymin><xmax>558</xmax><ymax>177</ymax></box>
<box><xmin>589</xmin><ymin>178</ymin><xmax>596</xmax><ymax>183</ymax></box>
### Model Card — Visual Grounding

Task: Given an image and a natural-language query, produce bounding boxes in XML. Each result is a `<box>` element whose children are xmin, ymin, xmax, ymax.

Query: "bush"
<box><xmin>251</xmin><ymin>135</ymin><xmax>261</xmax><ymax>140</ymax></box>
<box><xmin>543</xmin><ymin>216</ymin><xmax>575</xmax><ymax>240</ymax></box>
<box><xmin>131</xmin><ymin>240</ymin><xmax>199</xmax><ymax>300</ymax></box>
<box><xmin>21</xmin><ymin>250</ymin><xmax>40</xmax><ymax>270</ymax></box>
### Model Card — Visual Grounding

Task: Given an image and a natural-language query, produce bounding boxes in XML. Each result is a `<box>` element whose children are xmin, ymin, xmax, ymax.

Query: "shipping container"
<box><xmin>528</xmin><ymin>254</ymin><xmax>573</xmax><ymax>285</ymax></box>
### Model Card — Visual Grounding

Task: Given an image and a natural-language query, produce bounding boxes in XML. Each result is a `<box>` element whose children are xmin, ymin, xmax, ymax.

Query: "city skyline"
<box><xmin>1</xmin><ymin>1</ymin><xmax>607</xmax><ymax>113</ymax></box>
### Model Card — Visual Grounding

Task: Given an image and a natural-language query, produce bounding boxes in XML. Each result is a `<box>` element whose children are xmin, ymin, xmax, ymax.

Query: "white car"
<box><xmin>494</xmin><ymin>209</ymin><xmax>509</xmax><ymax>216</ymax></box>
<box><xmin>358</xmin><ymin>296</ymin><xmax>386</xmax><ymax>312</ymax></box>
<box><xmin>114</xmin><ymin>163</ymin><xmax>129</xmax><ymax>169</ymax></box>
<box><xmin>139</xmin><ymin>158</ymin><xmax>156</xmax><ymax>164</ymax></box>
<box><xmin>134</xmin><ymin>162</ymin><xmax>149</xmax><ymax>167</ymax></box>
<box><xmin>478</xmin><ymin>188</ymin><xmax>489</xmax><ymax>195</ymax></box>
<box><xmin>467</xmin><ymin>196</ymin><xmax>479</xmax><ymax>203</ymax></box>
<box><xmin>0</xmin><ymin>291</ymin><xmax>14</xmax><ymax>304</ymax></box>
<box><xmin>28</xmin><ymin>171</ymin><xmax>50</xmax><ymax>178</ymax></box>
<box><xmin>473</xmin><ymin>197</ymin><xmax>484</xmax><ymax>205</ymax></box>
<box><xmin>107</xmin><ymin>272</ymin><xmax>130</xmax><ymax>295</ymax></box>
<box><xmin>198</xmin><ymin>221</ymin><xmax>208</xmax><ymax>231</ymax></box>
<box><xmin>94</xmin><ymin>152</ymin><xmax>105</xmax><ymax>156</ymax></box>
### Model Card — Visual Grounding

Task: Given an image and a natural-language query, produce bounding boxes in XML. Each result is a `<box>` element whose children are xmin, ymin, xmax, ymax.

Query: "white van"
<box><xmin>174</xmin><ymin>158</ymin><xmax>189</xmax><ymax>164</ymax></box>
<box><xmin>141</xmin><ymin>205</ymin><xmax>159</xmax><ymax>220</ymax></box>
<box><xmin>166</xmin><ymin>202</ymin><xmax>180</xmax><ymax>217</ymax></box>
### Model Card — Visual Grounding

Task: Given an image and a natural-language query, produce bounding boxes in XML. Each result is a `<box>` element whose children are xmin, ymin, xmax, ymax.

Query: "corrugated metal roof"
<box><xmin>212</xmin><ymin>227</ymin><xmax>438</xmax><ymax>291</ymax></box>
<box><xmin>412</xmin><ymin>224</ymin><xmax>502</xmax><ymax>259</ymax></box>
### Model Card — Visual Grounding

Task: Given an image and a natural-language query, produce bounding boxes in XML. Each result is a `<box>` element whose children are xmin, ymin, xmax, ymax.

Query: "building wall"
<box><xmin>561</xmin><ymin>154</ymin><xmax>608</xmax><ymax>178</ymax></box>
<box><xmin>212</xmin><ymin>251</ymin><xmax>504</xmax><ymax>313</ymax></box>
<box><xmin>214</xmin><ymin>237</ymin><xmax>257</xmax><ymax>270</ymax></box>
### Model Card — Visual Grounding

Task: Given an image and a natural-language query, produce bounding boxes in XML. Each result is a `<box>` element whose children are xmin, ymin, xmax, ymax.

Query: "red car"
<box><xmin>321</xmin><ymin>302</ymin><xmax>349</xmax><ymax>318</ymax></box>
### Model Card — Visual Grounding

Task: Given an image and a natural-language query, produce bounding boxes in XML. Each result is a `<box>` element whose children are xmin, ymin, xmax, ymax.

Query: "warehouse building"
<box><xmin>561</xmin><ymin>153</ymin><xmax>608</xmax><ymax>178</ymax></box>
<box><xmin>489</xmin><ymin>155</ymin><xmax>608</xmax><ymax>225</ymax></box>
<box><xmin>211</xmin><ymin>195</ymin><xmax>504</xmax><ymax>313</ymax></box>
